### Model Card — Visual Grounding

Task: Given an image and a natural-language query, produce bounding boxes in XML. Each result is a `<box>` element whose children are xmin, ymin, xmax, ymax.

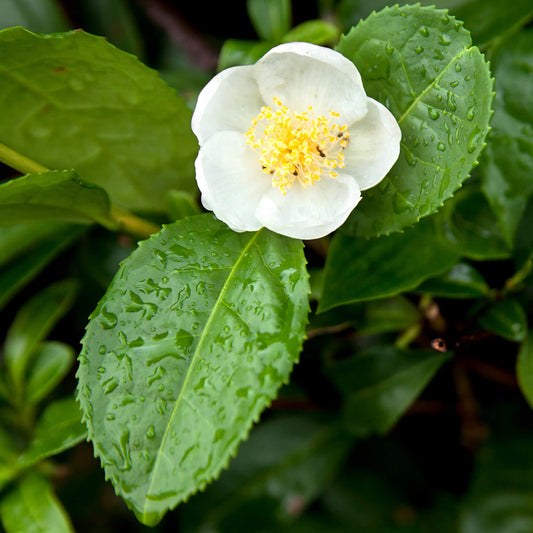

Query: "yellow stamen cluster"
<box><xmin>245</xmin><ymin>97</ymin><xmax>350</xmax><ymax>194</ymax></box>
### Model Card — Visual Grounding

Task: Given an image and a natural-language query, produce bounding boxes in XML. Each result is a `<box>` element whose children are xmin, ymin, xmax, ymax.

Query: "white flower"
<box><xmin>192</xmin><ymin>42</ymin><xmax>401</xmax><ymax>240</ymax></box>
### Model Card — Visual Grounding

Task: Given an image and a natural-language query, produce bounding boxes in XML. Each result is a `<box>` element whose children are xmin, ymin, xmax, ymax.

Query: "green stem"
<box><xmin>0</xmin><ymin>141</ymin><xmax>160</xmax><ymax>239</ymax></box>
<box><xmin>0</xmin><ymin>141</ymin><xmax>48</xmax><ymax>174</ymax></box>
<box><xmin>505</xmin><ymin>252</ymin><xmax>533</xmax><ymax>293</ymax></box>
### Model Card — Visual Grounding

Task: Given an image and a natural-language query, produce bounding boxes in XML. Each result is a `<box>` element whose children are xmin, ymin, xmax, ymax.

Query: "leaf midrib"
<box><xmin>142</xmin><ymin>229</ymin><xmax>263</xmax><ymax>518</ymax></box>
<box><xmin>397</xmin><ymin>47</ymin><xmax>468</xmax><ymax>125</ymax></box>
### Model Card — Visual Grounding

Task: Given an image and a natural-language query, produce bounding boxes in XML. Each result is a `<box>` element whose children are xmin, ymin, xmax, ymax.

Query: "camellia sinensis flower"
<box><xmin>192</xmin><ymin>42</ymin><xmax>401</xmax><ymax>240</ymax></box>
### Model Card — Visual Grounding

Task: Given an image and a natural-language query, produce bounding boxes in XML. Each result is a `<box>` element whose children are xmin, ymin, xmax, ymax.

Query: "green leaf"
<box><xmin>165</xmin><ymin>190</ymin><xmax>201</xmax><ymax>221</ymax></box>
<box><xmin>0</xmin><ymin>225</ymin><xmax>84</xmax><ymax>311</ymax></box>
<box><xmin>0</xmin><ymin>0</ymin><xmax>69</xmax><ymax>33</ymax></box>
<box><xmin>186</xmin><ymin>415</ymin><xmax>352</xmax><ymax>530</ymax></box>
<box><xmin>18</xmin><ymin>398</ymin><xmax>86</xmax><ymax>468</ymax></box>
<box><xmin>77</xmin><ymin>214</ymin><xmax>309</xmax><ymax>526</ymax></box>
<box><xmin>0</xmin><ymin>170</ymin><xmax>115</xmax><ymax>228</ymax></box>
<box><xmin>434</xmin><ymin>186</ymin><xmax>511</xmax><ymax>260</ymax></box>
<box><xmin>218</xmin><ymin>39</ymin><xmax>272</xmax><ymax>70</ymax></box>
<box><xmin>319</xmin><ymin>217</ymin><xmax>459</xmax><ymax>313</ymax></box>
<box><xmin>416</xmin><ymin>262</ymin><xmax>490</xmax><ymax>298</ymax></box>
<box><xmin>0</xmin><ymin>27</ymin><xmax>197</xmax><ymax>211</ymax></box>
<box><xmin>517</xmin><ymin>333</ymin><xmax>533</xmax><ymax>409</ymax></box>
<box><xmin>0</xmin><ymin>473</ymin><xmax>74</xmax><ymax>533</ymax></box>
<box><xmin>0</xmin><ymin>425</ymin><xmax>20</xmax><ymax>491</ymax></box>
<box><xmin>75</xmin><ymin>0</ymin><xmax>145</xmax><ymax>58</ymax></box>
<box><xmin>247</xmin><ymin>0</ymin><xmax>291</xmax><ymax>42</ymax></box>
<box><xmin>336</xmin><ymin>4</ymin><xmax>493</xmax><ymax>237</ymax></box>
<box><xmin>479</xmin><ymin>298</ymin><xmax>528</xmax><ymax>342</ymax></box>
<box><xmin>450</xmin><ymin>0</ymin><xmax>533</xmax><ymax>48</ymax></box>
<box><xmin>25</xmin><ymin>342</ymin><xmax>75</xmax><ymax>406</ymax></box>
<box><xmin>327</xmin><ymin>346</ymin><xmax>450</xmax><ymax>436</ymax></box>
<box><xmin>480</xmin><ymin>31</ymin><xmax>533</xmax><ymax>245</ymax></box>
<box><xmin>4</xmin><ymin>279</ymin><xmax>78</xmax><ymax>391</ymax></box>
<box><xmin>282</xmin><ymin>20</ymin><xmax>340</xmax><ymax>45</ymax></box>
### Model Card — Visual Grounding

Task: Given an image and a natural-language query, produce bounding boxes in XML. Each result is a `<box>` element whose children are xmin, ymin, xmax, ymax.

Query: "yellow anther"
<box><xmin>245</xmin><ymin>97</ymin><xmax>349</xmax><ymax>193</ymax></box>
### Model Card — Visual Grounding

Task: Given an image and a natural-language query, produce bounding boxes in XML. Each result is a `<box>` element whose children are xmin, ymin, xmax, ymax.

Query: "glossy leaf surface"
<box><xmin>247</xmin><ymin>0</ymin><xmax>291</xmax><ymax>41</ymax></box>
<box><xmin>319</xmin><ymin>217</ymin><xmax>459</xmax><ymax>312</ymax></box>
<box><xmin>0</xmin><ymin>170</ymin><xmax>114</xmax><ymax>228</ymax></box>
<box><xmin>337</xmin><ymin>4</ymin><xmax>493</xmax><ymax>237</ymax></box>
<box><xmin>0</xmin><ymin>27</ymin><xmax>197</xmax><ymax>211</ymax></box>
<box><xmin>77</xmin><ymin>214</ymin><xmax>309</xmax><ymax>525</ymax></box>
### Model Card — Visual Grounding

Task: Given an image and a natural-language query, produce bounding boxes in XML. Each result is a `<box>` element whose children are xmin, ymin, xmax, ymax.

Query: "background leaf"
<box><xmin>24</xmin><ymin>341</ymin><xmax>75</xmax><ymax>406</ymax></box>
<box><xmin>0</xmin><ymin>473</ymin><xmax>74</xmax><ymax>533</ymax></box>
<box><xmin>77</xmin><ymin>214</ymin><xmax>309</xmax><ymax>526</ymax></box>
<box><xmin>247</xmin><ymin>0</ymin><xmax>291</xmax><ymax>41</ymax></box>
<box><xmin>336</xmin><ymin>4</ymin><xmax>493</xmax><ymax>237</ymax></box>
<box><xmin>0</xmin><ymin>170</ymin><xmax>115</xmax><ymax>228</ymax></box>
<box><xmin>0</xmin><ymin>27</ymin><xmax>197</xmax><ymax>212</ymax></box>
<box><xmin>4</xmin><ymin>279</ymin><xmax>78</xmax><ymax>392</ymax></box>
<box><xmin>517</xmin><ymin>333</ymin><xmax>533</xmax><ymax>409</ymax></box>
<box><xmin>319</xmin><ymin>217</ymin><xmax>459</xmax><ymax>312</ymax></box>
<box><xmin>326</xmin><ymin>346</ymin><xmax>451</xmax><ymax>436</ymax></box>
<box><xmin>480</xmin><ymin>31</ymin><xmax>533</xmax><ymax>244</ymax></box>
<box><xmin>0</xmin><ymin>0</ymin><xmax>69</xmax><ymax>33</ymax></box>
<box><xmin>18</xmin><ymin>397</ymin><xmax>87</xmax><ymax>467</ymax></box>
<box><xmin>478</xmin><ymin>298</ymin><xmax>528</xmax><ymax>342</ymax></box>
<box><xmin>0</xmin><ymin>224</ymin><xmax>83</xmax><ymax>311</ymax></box>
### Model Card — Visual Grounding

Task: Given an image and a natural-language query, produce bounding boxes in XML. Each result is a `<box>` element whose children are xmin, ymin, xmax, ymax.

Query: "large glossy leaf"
<box><xmin>336</xmin><ymin>4</ymin><xmax>493</xmax><ymax>237</ymax></box>
<box><xmin>480</xmin><ymin>31</ymin><xmax>533</xmax><ymax>245</ymax></box>
<box><xmin>77</xmin><ymin>214</ymin><xmax>309</xmax><ymax>526</ymax></box>
<box><xmin>18</xmin><ymin>397</ymin><xmax>87</xmax><ymax>467</ymax></box>
<box><xmin>0</xmin><ymin>473</ymin><xmax>74</xmax><ymax>533</ymax></box>
<box><xmin>319</xmin><ymin>217</ymin><xmax>459</xmax><ymax>313</ymax></box>
<box><xmin>326</xmin><ymin>346</ymin><xmax>451</xmax><ymax>436</ymax></box>
<box><xmin>0</xmin><ymin>27</ymin><xmax>197</xmax><ymax>211</ymax></box>
<box><xmin>0</xmin><ymin>170</ymin><xmax>115</xmax><ymax>228</ymax></box>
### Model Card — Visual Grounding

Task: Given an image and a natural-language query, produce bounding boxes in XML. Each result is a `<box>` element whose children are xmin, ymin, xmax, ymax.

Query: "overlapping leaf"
<box><xmin>337</xmin><ymin>4</ymin><xmax>493</xmax><ymax>237</ymax></box>
<box><xmin>0</xmin><ymin>27</ymin><xmax>197</xmax><ymax>211</ymax></box>
<box><xmin>77</xmin><ymin>214</ymin><xmax>309</xmax><ymax>525</ymax></box>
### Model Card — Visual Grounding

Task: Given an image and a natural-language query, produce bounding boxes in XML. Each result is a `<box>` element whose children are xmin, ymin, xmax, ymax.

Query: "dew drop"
<box><xmin>99</xmin><ymin>345</ymin><xmax>107</xmax><ymax>355</ymax></box>
<box><xmin>385</xmin><ymin>42</ymin><xmax>394</xmax><ymax>55</ymax></box>
<box><xmin>450</xmin><ymin>80</ymin><xmax>459</xmax><ymax>88</ymax></box>
<box><xmin>437</xmin><ymin>142</ymin><xmax>446</xmax><ymax>152</ymax></box>
<box><xmin>414</xmin><ymin>45</ymin><xmax>424</xmax><ymax>54</ymax></box>
<box><xmin>428</xmin><ymin>108</ymin><xmax>440</xmax><ymax>120</ymax></box>
<box><xmin>468</xmin><ymin>127</ymin><xmax>483</xmax><ymax>153</ymax></box>
<box><xmin>146</xmin><ymin>425</ymin><xmax>155</xmax><ymax>439</ymax></box>
<box><xmin>455</xmin><ymin>62</ymin><xmax>462</xmax><ymax>72</ymax></box>
<box><xmin>439</xmin><ymin>34</ymin><xmax>452</xmax><ymax>46</ymax></box>
<box><xmin>466</xmin><ymin>106</ymin><xmax>476</xmax><ymax>121</ymax></box>
<box><xmin>405</xmin><ymin>151</ymin><xmax>418</xmax><ymax>167</ymax></box>
<box><xmin>447</xmin><ymin>92</ymin><xmax>457</xmax><ymax>111</ymax></box>
<box><xmin>419</xmin><ymin>26</ymin><xmax>430</xmax><ymax>37</ymax></box>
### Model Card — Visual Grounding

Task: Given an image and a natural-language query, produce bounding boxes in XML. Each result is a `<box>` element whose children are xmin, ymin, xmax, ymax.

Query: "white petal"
<box><xmin>254</xmin><ymin>42</ymin><xmax>367</xmax><ymax>125</ymax></box>
<box><xmin>255</xmin><ymin>174</ymin><xmax>361</xmax><ymax>240</ymax></box>
<box><xmin>195</xmin><ymin>131</ymin><xmax>271</xmax><ymax>232</ymax></box>
<box><xmin>343</xmin><ymin>98</ymin><xmax>402</xmax><ymax>191</ymax></box>
<box><xmin>191</xmin><ymin>66</ymin><xmax>264</xmax><ymax>146</ymax></box>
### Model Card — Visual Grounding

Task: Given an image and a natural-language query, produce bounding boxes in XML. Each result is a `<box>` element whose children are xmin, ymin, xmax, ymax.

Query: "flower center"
<box><xmin>245</xmin><ymin>97</ymin><xmax>350</xmax><ymax>194</ymax></box>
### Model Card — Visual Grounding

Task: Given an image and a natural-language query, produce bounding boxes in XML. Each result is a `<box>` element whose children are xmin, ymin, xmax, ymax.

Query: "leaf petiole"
<box><xmin>0</xmin><ymin>141</ymin><xmax>160</xmax><ymax>239</ymax></box>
